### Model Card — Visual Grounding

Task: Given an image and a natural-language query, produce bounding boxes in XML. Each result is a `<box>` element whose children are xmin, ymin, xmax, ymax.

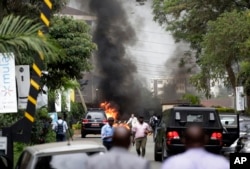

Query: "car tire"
<box><xmin>154</xmin><ymin>143</ymin><xmax>162</xmax><ymax>162</ymax></box>
<box><xmin>81</xmin><ymin>132</ymin><xmax>86</xmax><ymax>138</ymax></box>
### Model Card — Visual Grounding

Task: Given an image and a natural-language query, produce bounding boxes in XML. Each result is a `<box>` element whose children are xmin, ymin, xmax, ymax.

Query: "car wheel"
<box><xmin>81</xmin><ymin>132</ymin><xmax>86</xmax><ymax>138</ymax></box>
<box><xmin>154</xmin><ymin>143</ymin><xmax>162</xmax><ymax>162</ymax></box>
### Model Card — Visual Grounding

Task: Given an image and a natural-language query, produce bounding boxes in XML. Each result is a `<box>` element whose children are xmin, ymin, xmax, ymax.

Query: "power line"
<box><xmin>127</xmin><ymin>47</ymin><xmax>172</xmax><ymax>56</ymax></box>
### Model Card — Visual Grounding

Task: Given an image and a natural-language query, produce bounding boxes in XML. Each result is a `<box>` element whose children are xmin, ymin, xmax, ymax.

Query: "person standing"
<box><xmin>126</xmin><ymin>113</ymin><xmax>138</xmax><ymax>129</ymax></box>
<box><xmin>101</xmin><ymin>117</ymin><xmax>115</xmax><ymax>150</ymax></box>
<box><xmin>86</xmin><ymin>126</ymin><xmax>150</xmax><ymax>169</ymax></box>
<box><xmin>132</xmin><ymin>116</ymin><xmax>152</xmax><ymax>157</ymax></box>
<box><xmin>52</xmin><ymin>116</ymin><xmax>68</xmax><ymax>142</ymax></box>
<box><xmin>161</xmin><ymin>124</ymin><xmax>229</xmax><ymax>169</ymax></box>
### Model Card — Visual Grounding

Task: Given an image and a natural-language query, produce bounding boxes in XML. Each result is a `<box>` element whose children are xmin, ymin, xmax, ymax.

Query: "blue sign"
<box><xmin>48</xmin><ymin>112</ymin><xmax>58</xmax><ymax>124</ymax></box>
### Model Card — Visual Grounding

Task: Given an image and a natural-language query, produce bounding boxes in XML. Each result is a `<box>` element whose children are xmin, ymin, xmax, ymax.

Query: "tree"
<box><xmin>182</xmin><ymin>93</ymin><xmax>200</xmax><ymax>105</ymax></box>
<box><xmin>46</xmin><ymin>16</ymin><xmax>97</xmax><ymax>89</ymax></box>
<box><xmin>152</xmin><ymin>0</ymin><xmax>249</xmax><ymax>55</ymax></box>
<box><xmin>0</xmin><ymin>15</ymin><xmax>59</xmax><ymax>60</ymax></box>
<box><xmin>190</xmin><ymin>10</ymin><xmax>250</xmax><ymax>97</ymax></box>
<box><xmin>152</xmin><ymin>0</ymin><xmax>250</xmax><ymax>98</ymax></box>
<box><xmin>0</xmin><ymin>0</ymin><xmax>69</xmax><ymax>20</ymax></box>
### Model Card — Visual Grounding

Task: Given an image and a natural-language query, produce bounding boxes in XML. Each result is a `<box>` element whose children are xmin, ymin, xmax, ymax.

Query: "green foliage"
<box><xmin>72</xmin><ymin>121</ymin><xmax>81</xmax><ymax>130</ymax></box>
<box><xmin>182</xmin><ymin>93</ymin><xmax>200</xmax><ymax>104</ymax></box>
<box><xmin>215</xmin><ymin>107</ymin><xmax>235</xmax><ymax>113</ymax></box>
<box><xmin>0</xmin><ymin>0</ymin><xmax>69</xmax><ymax>21</ymax></box>
<box><xmin>0</xmin><ymin>15</ymin><xmax>60</xmax><ymax>61</ymax></box>
<box><xmin>46</xmin><ymin>16</ymin><xmax>97</xmax><ymax>89</ymax></box>
<box><xmin>13</xmin><ymin>142</ymin><xmax>27</xmax><ymax>166</ymax></box>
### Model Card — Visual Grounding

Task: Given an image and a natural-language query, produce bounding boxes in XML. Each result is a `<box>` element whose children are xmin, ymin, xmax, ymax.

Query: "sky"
<box><xmin>68</xmin><ymin>0</ymin><xmax>179</xmax><ymax>87</ymax></box>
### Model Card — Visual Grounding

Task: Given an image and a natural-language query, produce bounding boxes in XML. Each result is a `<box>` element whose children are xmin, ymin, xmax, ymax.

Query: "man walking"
<box><xmin>161</xmin><ymin>124</ymin><xmax>229</xmax><ymax>169</ymax></box>
<box><xmin>132</xmin><ymin>116</ymin><xmax>152</xmax><ymax>157</ymax></box>
<box><xmin>101</xmin><ymin>117</ymin><xmax>115</xmax><ymax>150</ymax></box>
<box><xmin>52</xmin><ymin>116</ymin><xmax>68</xmax><ymax>142</ymax></box>
<box><xmin>86</xmin><ymin>126</ymin><xmax>150</xmax><ymax>169</ymax></box>
<box><xmin>126</xmin><ymin>113</ymin><xmax>138</xmax><ymax>129</ymax></box>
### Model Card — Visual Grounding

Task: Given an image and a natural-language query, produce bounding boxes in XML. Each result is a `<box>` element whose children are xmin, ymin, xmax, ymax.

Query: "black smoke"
<box><xmin>162</xmin><ymin>43</ymin><xmax>197</xmax><ymax>101</ymax></box>
<box><xmin>89</xmin><ymin>0</ymin><xmax>144</xmax><ymax>117</ymax></box>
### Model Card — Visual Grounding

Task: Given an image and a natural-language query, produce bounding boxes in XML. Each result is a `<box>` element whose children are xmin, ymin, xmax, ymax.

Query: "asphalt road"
<box><xmin>74</xmin><ymin>134</ymin><xmax>162</xmax><ymax>169</ymax></box>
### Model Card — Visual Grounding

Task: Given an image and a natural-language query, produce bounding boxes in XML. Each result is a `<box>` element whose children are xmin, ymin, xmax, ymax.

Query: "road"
<box><xmin>73</xmin><ymin>134</ymin><xmax>162</xmax><ymax>169</ymax></box>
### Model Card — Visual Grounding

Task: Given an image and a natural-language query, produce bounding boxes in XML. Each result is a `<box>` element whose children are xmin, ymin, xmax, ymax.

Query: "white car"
<box><xmin>15</xmin><ymin>140</ymin><xmax>106</xmax><ymax>169</ymax></box>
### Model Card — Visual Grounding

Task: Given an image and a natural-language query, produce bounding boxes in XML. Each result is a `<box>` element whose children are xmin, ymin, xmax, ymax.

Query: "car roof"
<box><xmin>173</xmin><ymin>107</ymin><xmax>216</xmax><ymax>111</ymax></box>
<box><xmin>25</xmin><ymin>140</ymin><xmax>106</xmax><ymax>155</ymax></box>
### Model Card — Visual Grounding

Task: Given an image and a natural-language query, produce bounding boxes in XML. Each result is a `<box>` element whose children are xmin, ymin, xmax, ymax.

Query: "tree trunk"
<box><xmin>225</xmin><ymin>62</ymin><xmax>236</xmax><ymax>90</ymax></box>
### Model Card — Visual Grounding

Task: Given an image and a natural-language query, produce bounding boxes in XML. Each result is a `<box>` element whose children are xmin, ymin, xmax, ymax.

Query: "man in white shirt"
<box><xmin>52</xmin><ymin>116</ymin><xmax>68</xmax><ymax>142</ymax></box>
<box><xmin>86</xmin><ymin>126</ymin><xmax>150</xmax><ymax>169</ymax></box>
<box><xmin>126</xmin><ymin>113</ymin><xmax>138</xmax><ymax>128</ymax></box>
<box><xmin>161</xmin><ymin>124</ymin><xmax>229</xmax><ymax>169</ymax></box>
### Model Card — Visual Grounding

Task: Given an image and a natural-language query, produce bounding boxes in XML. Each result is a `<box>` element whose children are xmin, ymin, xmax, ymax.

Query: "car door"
<box><xmin>219</xmin><ymin>113</ymin><xmax>239</xmax><ymax>147</ymax></box>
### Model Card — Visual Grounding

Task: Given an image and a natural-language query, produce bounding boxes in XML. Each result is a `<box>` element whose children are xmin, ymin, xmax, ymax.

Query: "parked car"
<box><xmin>81</xmin><ymin>108</ymin><xmax>108</xmax><ymax>138</ymax></box>
<box><xmin>154</xmin><ymin>105</ymin><xmax>224</xmax><ymax>162</ymax></box>
<box><xmin>15</xmin><ymin>140</ymin><xmax>106</xmax><ymax>169</ymax></box>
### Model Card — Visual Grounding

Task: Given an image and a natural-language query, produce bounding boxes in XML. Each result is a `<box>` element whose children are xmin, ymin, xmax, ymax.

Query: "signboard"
<box><xmin>64</xmin><ymin>89</ymin><xmax>71</xmax><ymax>111</ymax></box>
<box><xmin>0</xmin><ymin>53</ymin><xmax>17</xmax><ymax>113</ymax></box>
<box><xmin>0</xmin><ymin>137</ymin><xmax>7</xmax><ymax>155</ymax></box>
<box><xmin>55</xmin><ymin>90</ymin><xmax>61</xmax><ymax>112</ymax></box>
<box><xmin>48</xmin><ymin>112</ymin><xmax>58</xmax><ymax>124</ymax></box>
<box><xmin>36</xmin><ymin>85</ymin><xmax>48</xmax><ymax>109</ymax></box>
<box><xmin>15</xmin><ymin>65</ymin><xmax>30</xmax><ymax>109</ymax></box>
<box><xmin>236</xmin><ymin>86</ymin><xmax>245</xmax><ymax>111</ymax></box>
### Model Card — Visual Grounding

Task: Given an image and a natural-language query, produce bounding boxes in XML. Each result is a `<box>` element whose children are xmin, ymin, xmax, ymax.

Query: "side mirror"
<box><xmin>0</xmin><ymin>155</ymin><xmax>13</xmax><ymax>169</ymax></box>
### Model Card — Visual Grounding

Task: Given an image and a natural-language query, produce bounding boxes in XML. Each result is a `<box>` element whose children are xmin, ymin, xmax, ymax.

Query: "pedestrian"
<box><xmin>101</xmin><ymin>117</ymin><xmax>115</xmax><ymax>150</ymax></box>
<box><xmin>52</xmin><ymin>116</ymin><xmax>68</xmax><ymax>142</ymax></box>
<box><xmin>161</xmin><ymin>124</ymin><xmax>229</xmax><ymax>169</ymax></box>
<box><xmin>149</xmin><ymin>113</ymin><xmax>159</xmax><ymax>139</ymax></box>
<box><xmin>126</xmin><ymin>113</ymin><xmax>138</xmax><ymax>129</ymax></box>
<box><xmin>132</xmin><ymin>116</ymin><xmax>152</xmax><ymax>157</ymax></box>
<box><xmin>86</xmin><ymin>126</ymin><xmax>150</xmax><ymax>169</ymax></box>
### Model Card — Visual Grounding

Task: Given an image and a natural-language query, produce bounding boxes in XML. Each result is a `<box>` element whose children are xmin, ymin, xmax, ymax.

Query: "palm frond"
<box><xmin>0</xmin><ymin>14</ymin><xmax>61</xmax><ymax>62</ymax></box>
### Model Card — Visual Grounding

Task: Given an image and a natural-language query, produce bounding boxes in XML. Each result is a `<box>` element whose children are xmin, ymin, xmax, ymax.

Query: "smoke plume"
<box><xmin>162</xmin><ymin>42</ymin><xmax>197</xmax><ymax>101</ymax></box>
<box><xmin>89</xmin><ymin>0</ymin><xmax>143</xmax><ymax>117</ymax></box>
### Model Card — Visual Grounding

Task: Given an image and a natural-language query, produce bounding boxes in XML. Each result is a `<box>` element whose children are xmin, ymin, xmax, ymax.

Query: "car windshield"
<box><xmin>86</xmin><ymin>112</ymin><xmax>106</xmax><ymax>119</ymax></box>
<box><xmin>34</xmin><ymin>152</ymin><xmax>103</xmax><ymax>169</ymax></box>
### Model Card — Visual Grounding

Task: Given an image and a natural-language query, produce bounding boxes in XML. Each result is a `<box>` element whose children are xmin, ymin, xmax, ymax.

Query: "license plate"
<box><xmin>91</xmin><ymin>123</ymin><xmax>100</xmax><ymax>127</ymax></box>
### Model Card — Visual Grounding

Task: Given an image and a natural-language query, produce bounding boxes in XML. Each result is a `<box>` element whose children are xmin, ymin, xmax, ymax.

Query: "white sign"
<box><xmin>55</xmin><ymin>90</ymin><xmax>61</xmax><ymax>112</ymax></box>
<box><xmin>15</xmin><ymin>65</ymin><xmax>30</xmax><ymax>109</ymax></box>
<box><xmin>0</xmin><ymin>136</ymin><xmax>7</xmax><ymax>154</ymax></box>
<box><xmin>36</xmin><ymin>85</ymin><xmax>48</xmax><ymax>109</ymax></box>
<box><xmin>236</xmin><ymin>86</ymin><xmax>245</xmax><ymax>111</ymax></box>
<box><xmin>0</xmin><ymin>53</ymin><xmax>17</xmax><ymax>113</ymax></box>
<box><xmin>63</xmin><ymin>89</ymin><xmax>71</xmax><ymax>111</ymax></box>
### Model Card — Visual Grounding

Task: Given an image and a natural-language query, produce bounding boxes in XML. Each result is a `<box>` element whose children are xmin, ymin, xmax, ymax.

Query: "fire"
<box><xmin>100</xmin><ymin>101</ymin><xmax>130</xmax><ymax>130</ymax></box>
<box><xmin>100</xmin><ymin>101</ymin><xmax>118</xmax><ymax>120</ymax></box>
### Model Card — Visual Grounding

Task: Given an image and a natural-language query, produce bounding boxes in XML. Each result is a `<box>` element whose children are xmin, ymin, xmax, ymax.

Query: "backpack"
<box><xmin>56</xmin><ymin>121</ymin><xmax>64</xmax><ymax>135</ymax></box>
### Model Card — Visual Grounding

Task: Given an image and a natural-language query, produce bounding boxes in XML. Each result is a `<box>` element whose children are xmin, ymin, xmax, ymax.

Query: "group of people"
<box><xmin>101</xmin><ymin>114</ymin><xmax>151</xmax><ymax>158</ymax></box>
<box><xmin>99</xmin><ymin>113</ymin><xmax>229</xmax><ymax>169</ymax></box>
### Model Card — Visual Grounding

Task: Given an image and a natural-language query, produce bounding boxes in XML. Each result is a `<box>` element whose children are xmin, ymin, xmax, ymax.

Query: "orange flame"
<box><xmin>100</xmin><ymin>101</ymin><xmax>118</xmax><ymax>120</ymax></box>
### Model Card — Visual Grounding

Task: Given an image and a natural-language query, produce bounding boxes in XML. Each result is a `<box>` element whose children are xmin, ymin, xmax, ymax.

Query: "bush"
<box><xmin>72</xmin><ymin>122</ymin><xmax>81</xmax><ymax>130</ymax></box>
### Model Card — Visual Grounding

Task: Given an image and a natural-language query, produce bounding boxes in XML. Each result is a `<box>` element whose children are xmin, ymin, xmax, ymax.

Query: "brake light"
<box><xmin>210</xmin><ymin>132</ymin><xmax>222</xmax><ymax>140</ymax></box>
<box><xmin>82</xmin><ymin>119</ymin><xmax>89</xmax><ymax>124</ymax></box>
<box><xmin>102</xmin><ymin>119</ymin><xmax>108</xmax><ymax>124</ymax></box>
<box><xmin>167</xmin><ymin>131</ymin><xmax>180</xmax><ymax>140</ymax></box>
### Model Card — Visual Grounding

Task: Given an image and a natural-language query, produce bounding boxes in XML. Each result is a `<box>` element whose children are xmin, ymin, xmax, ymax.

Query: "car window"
<box><xmin>220</xmin><ymin>115</ymin><xmax>238</xmax><ymax>126</ymax></box>
<box><xmin>86</xmin><ymin>112</ymin><xmax>106</xmax><ymax>119</ymax></box>
<box><xmin>187</xmin><ymin>114</ymin><xmax>203</xmax><ymax>122</ymax></box>
<box><xmin>34</xmin><ymin>152</ymin><xmax>102</xmax><ymax>169</ymax></box>
<box><xmin>16</xmin><ymin>151</ymin><xmax>32</xmax><ymax>169</ymax></box>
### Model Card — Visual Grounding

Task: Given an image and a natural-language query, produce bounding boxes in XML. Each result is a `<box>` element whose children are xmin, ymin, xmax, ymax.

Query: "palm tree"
<box><xmin>0</xmin><ymin>14</ymin><xmax>59</xmax><ymax>61</ymax></box>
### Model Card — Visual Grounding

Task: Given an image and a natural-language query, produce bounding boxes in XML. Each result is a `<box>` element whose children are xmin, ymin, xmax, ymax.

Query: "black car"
<box><xmin>81</xmin><ymin>108</ymin><xmax>108</xmax><ymax>138</ymax></box>
<box><xmin>154</xmin><ymin>105</ymin><xmax>224</xmax><ymax>162</ymax></box>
